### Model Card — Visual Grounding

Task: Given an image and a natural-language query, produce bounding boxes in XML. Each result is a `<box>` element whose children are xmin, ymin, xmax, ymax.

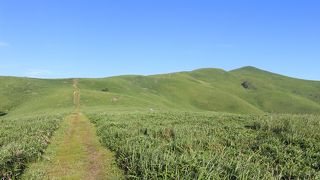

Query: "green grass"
<box><xmin>0</xmin><ymin>77</ymin><xmax>73</xmax><ymax>115</ymax></box>
<box><xmin>77</xmin><ymin>66</ymin><xmax>320</xmax><ymax>114</ymax></box>
<box><xmin>1</xmin><ymin>66</ymin><xmax>320</xmax><ymax>179</ymax></box>
<box><xmin>89</xmin><ymin>112</ymin><xmax>320</xmax><ymax>179</ymax></box>
<box><xmin>1</xmin><ymin>67</ymin><xmax>320</xmax><ymax>115</ymax></box>
<box><xmin>0</xmin><ymin>114</ymin><xmax>64</xmax><ymax>179</ymax></box>
<box><xmin>0</xmin><ymin>77</ymin><xmax>73</xmax><ymax>178</ymax></box>
<box><xmin>22</xmin><ymin>113</ymin><xmax>123</xmax><ymax>179</ymax></box>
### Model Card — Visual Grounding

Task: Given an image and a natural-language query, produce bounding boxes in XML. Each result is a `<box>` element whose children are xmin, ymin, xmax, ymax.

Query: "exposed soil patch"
<box><xmin>111</xmin><ymin>96</ymin><xmax>120</xmax><ymax>102</ymax></box>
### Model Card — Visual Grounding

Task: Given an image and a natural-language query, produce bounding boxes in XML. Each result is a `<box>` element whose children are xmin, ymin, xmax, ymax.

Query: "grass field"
<box><xmin>0</xmin><ymin>114</ymin><xmax>64</xmax><ymax>179</ymax></box>
<box><xmin>89</xmin><ymin>112</ymin><xmax>320</xmax><ymax>179</ymax></box>
<box><xmin>1</xmin><ymin>67</ymin><xmax>320</xmax><ymax>179</ymax></box>
<box><xmin>22</xmin><ymin>113</ymin><xmax>123</xmax><ymax>179</ymax></box>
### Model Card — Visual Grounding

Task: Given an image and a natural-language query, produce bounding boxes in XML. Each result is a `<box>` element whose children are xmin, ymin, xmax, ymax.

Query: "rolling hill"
<box><xmin>0</xmin><ymin>77</ymin><xmax>73</xmax><ymax>116</ymax></box>
<box><xmin>1</xmin><ymin>66</ymin><xmax>320</xmax><ymax>116</ymax></box>
<box><xmin>1</xmin><ymin>66</ymin><xmax>320</xmax><ymax>179</ymax></box>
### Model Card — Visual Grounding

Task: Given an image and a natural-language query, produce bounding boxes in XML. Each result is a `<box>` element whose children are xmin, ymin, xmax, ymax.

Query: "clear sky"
<box><xmin>0</xmin><ymin>0</ymin><xmax>319</xmax><ymax>80</ymax></box>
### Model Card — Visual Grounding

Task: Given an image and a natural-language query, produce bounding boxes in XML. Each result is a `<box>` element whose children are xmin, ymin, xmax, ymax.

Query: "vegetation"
<box><xmin>0</xmin><ymin>114</ymin><xmax>64</xmax><ymax>179</ymax></box>
<box><xmin>101</xmin><ymin>87</ymin><xmax>110</xmax><ymax>92</ymax></box>
<box><xmin>0</xmin><ymin>78</ymin><xmax>71</xmax><ymax>178</ymax></box>
<box><xmin>0</xmin><ymin>77</ymin><xmax>73</xmax><ymax>115</ymax></box>
<box><xmin>22</xmin><ymin>113</ymin><xmax>123</xmax><ymax>179</ymax></box>
<box><xmin>89</xmin><ymin>112</ymin><xmax>320</xmax><ymax>179</ymax></box>
<box><xmin>0</xmin><ymin>111</ymin><xmax>7</xmax><ymax>116</ymax></box>
<box><xmin>78</xmin><ymin>66</ymin><xmax>320</xmax><ymax>114</ymax></box>
<box><xmin>1</xmin><ymin>67</ymin><xmax>320</xmax><ymax>115</ymax></box>
<box><xmin>1</xmin><ymin>66</ymin><xmax>320</xmax><ymax>179</ymax></box>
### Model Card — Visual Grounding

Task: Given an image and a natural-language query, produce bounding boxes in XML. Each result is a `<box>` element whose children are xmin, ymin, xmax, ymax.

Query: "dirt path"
<box><xmin>23</xmin><ymin>80</ymin><xmax>123</xmax><ymax>179</ymax></box>
<box><xmin>73</xmin><ymin>79</ymin><xmax>80</xmax><ymax>110</ymax></box>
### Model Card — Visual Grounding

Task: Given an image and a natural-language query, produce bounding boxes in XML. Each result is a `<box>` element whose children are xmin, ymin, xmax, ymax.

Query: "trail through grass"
<box><xmin>23</xmin><ymin>80</ymin><xmax>123</xmax><ymax>179</ymax></box>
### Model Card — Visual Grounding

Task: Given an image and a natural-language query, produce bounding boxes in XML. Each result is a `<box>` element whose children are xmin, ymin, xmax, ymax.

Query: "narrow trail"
<box><xmin>23</xmin><ymin>80</ymin><xmax>123</xmax><ymax>179</ymax></box>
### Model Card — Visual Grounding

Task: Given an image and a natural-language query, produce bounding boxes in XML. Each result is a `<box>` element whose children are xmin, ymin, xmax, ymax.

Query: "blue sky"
<box><xmin>0</xmin><ymin>0</ymin><xmax>319</xmax><ymax>80</ymax></box>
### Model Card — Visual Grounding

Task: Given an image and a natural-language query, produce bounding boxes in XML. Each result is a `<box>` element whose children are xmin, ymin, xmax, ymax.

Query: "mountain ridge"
<box><xmin>1</xmin><ymin>66</ymin><xmax>318</xmax><ymax>81</ymax></box>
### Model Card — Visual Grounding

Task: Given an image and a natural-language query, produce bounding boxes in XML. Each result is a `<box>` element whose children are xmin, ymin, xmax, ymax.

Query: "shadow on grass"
<box><xmin>0</xmin><ymin>111</ymin><xmax>7</xmax><ymax>116</ymax></box>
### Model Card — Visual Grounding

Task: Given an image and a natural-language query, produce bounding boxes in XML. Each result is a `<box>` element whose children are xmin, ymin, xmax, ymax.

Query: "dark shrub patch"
<box><xmin>245</xmin><ymin>121</ymin><xmax>261</xmax><ymax>130</ymax></box>
<box><xmin>101</xmin><ymin>88</ymin><xmax>109</xmax><ymax>92</ymax></box>
<box><xmin>0</xmin><ymin>111</ymin><xmax>7</xmax><ymax>116</ymax></box>
<box><xmin>241</xmin><ymin>81</ymin><xmax>256</xmax><ymax>90</ymax></box>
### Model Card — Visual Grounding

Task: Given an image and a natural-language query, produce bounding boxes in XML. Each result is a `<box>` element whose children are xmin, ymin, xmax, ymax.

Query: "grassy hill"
<box><xmin>1</xmin><ymin>67</ymin><xmax>320</xmax><ymax>179</ymax></box>
<box><xmin>1</xmin><ymin>66</ymin><xmax>320</xmax><ymax>115</ymax></box>
<box><xmin>230</xmin><ymin>66</ymin><xmax>320</xmax><ymax>113</ymax></box>
<box><xmin>0</xmin><ymin>77</ymin><xmax>73</xmax><ymax>116</ymax></box>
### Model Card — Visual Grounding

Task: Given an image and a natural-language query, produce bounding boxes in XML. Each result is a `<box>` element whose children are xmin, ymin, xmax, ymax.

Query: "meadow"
<box><xmin>0</xmin><ymin>114</ymin><xmax>64</xmax><ymax>179</ymax></box>
<box><xmin>1</xmin><ymin>67</ymin><xmax>320</xmax><ymax>179</ymax></box>
<box><xmin>89</xmin><ymin>112</ymin><xmax>320</xmax><ymax>179</ymax></box>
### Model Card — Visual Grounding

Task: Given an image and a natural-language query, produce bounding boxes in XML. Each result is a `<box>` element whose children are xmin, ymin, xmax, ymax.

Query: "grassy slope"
<box><xmin>78</xmin><ymin>73</ymin><xmax>262</xmax><ymax>114</ymax></box>
<box><xmin>1</xmin><ymin>67</ymin><xmax>319</xmax><ymax>178</ymax></box>
<box><xmin>78</xmin><ymin>67</ymin><xmax>320</xmax><ymax>114</ymax></box>
<box><xmin>1</xmin><ymin>66</ymin><xmax>320</xmax><ymax>115</ymax></box>
<box><xmin>0</xmin><ymin>77</ymin><xmax>74</xmax><ymax>116</ymax></box>
<box><xmin>230</xmin><ymin>67</ymin><xmax>320</xmax><ymax>113</ymax></box>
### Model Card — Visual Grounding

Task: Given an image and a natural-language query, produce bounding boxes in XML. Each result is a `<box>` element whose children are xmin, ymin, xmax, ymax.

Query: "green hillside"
<box><xmin>77</xmin><ymin>66</ymin><xmax>320</xmax><ymax>114</ymax></box>
<box><xmin>230</xmin><ymin>66</ymin><xmax>320</xmax><ymax>113</ymax></box>
<box><xmin>0</xmin><ymin>77</ymin><xmax>73</xmax><ymax>116</ymax></box>
<box><xmin>1</xmin><ymin>67</ymin><xmax>320</xmax><ymax>179</ymax></box>
<box><xmin>1</xmin><ymin>66</ymin><xmax>320</xmax><ymax>115</ymax></box>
